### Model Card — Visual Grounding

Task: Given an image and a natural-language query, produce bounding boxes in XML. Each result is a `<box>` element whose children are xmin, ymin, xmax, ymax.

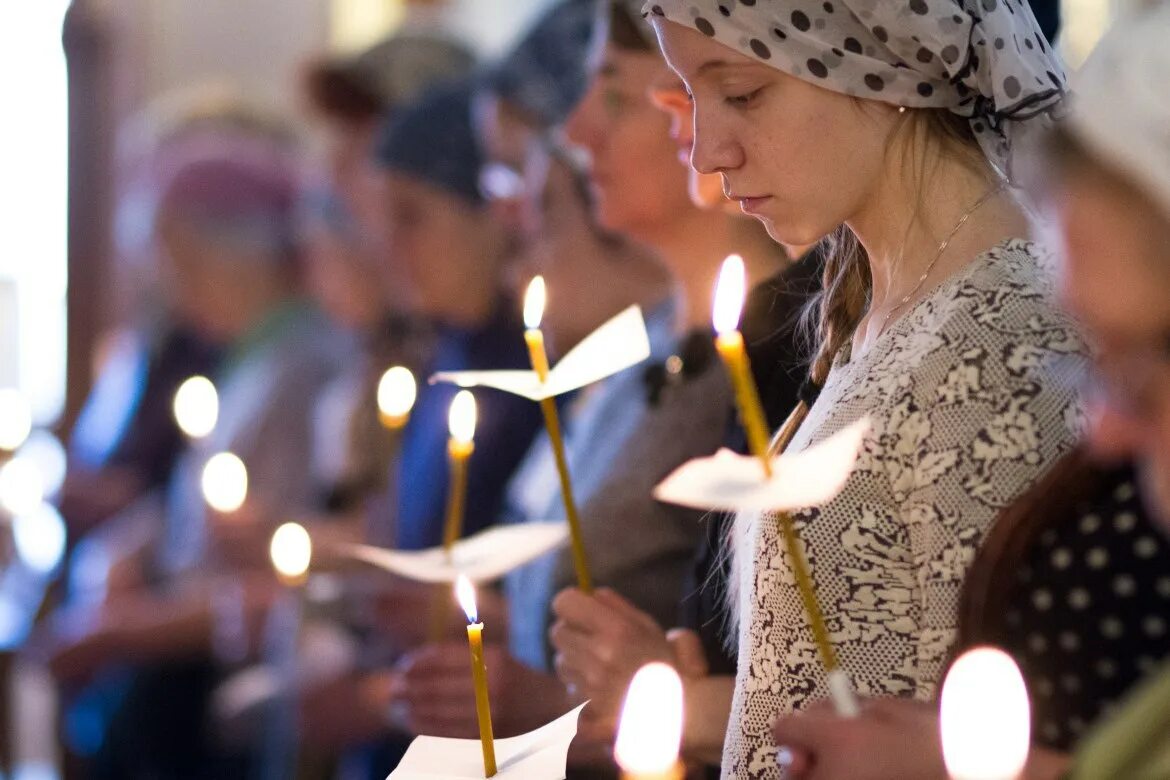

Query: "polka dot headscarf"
<box><xmin>643</xmin><ymin>0</ymin><xmax>1068</xmax><ymax>176</ymax></box>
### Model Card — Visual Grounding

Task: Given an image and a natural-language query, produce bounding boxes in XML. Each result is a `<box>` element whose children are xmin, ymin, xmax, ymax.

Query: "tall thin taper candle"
<box><xmin>711</xmin><ymin>255</ymin><xmax>856</xmax><ymax>715</ymax></box>
<box><xmin>457</xmin><ymin>575</ymin><xmax>497</xmax><ymax>777</ymax></box>
<box><xmin>523</xmin><ymin>277</ymin><xmax>593</xmax><ymax>592</ymax></box>
<box><xmin>432</xmin><ymin>391</ymin><xmax>477</xmax><ymax>641</ymax></box>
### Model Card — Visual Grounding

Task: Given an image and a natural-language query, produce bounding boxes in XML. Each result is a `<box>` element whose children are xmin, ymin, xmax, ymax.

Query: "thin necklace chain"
<box><xmin>877</xmin><ymin>180</ymin><xmax>1008</xmax><ymax>333</ymax></box>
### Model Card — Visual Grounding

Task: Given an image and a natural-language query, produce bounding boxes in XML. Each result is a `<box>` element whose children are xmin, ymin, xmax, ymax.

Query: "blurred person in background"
<box><xmin>30</xmin><ymin>117</ymin><xmax>350</xmax><ymax>780</ymax></box>
<box><xmin>299</xmin><ymin>34</ymin><xmax>474</xmax><ymax>524</ymax></box>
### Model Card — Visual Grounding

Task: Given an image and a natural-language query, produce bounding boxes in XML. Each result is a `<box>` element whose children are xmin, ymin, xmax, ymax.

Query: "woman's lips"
<box><xmin>733</xmin><ymin>195</ymin><xmax>772</xmax><ymax>214</ymax></box>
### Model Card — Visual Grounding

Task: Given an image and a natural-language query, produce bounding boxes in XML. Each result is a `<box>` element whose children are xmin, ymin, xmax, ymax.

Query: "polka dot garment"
<box><xmin>643</xmin><ymin>0</ymin><xmax>1067</xmax><ymax>176</ymax></box>
<box><xmin>1000</xmin><ymin>466</ymin><xmax>1170</xmax><ymax>751</ymax></box>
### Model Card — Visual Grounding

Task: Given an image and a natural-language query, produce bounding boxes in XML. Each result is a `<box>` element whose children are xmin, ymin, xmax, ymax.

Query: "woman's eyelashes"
<box><xmin>724</xmin><ymin>87</ymin><xmax>764</xmax><ymax>107</ymax></box>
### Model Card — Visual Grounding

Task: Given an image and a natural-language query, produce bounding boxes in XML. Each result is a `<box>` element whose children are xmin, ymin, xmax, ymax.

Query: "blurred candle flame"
<box><xmin>524</xmin><ymin>276</ymin><xmax>547</xmax><ymax>330</ymax></box>
<box><xmin>201</xmin><ymin>452</ymin><xmax>248</xmax><ymax>513</ymax></box>
<box><xmin>173</xmin><ymin>376</ymin><xmax>219</xmax><ymax>439</ymax></box>
<box><xmin>270</xmin><ymin>522</ymin><xmax>312</xmax><ymax>581</ymax></box>
<box><xmin>614</xmin><ymin>662</ymin><xmax>684</xmax><ymax>774</ymax></box>
<box><xmin>941</xmin><ymin>647</ymin><xmax>1031</xmax><ymax>780</ymax></box>
<box><xmin>448</xmin><ymin>390</ymin><xmax>477</xmax><ymax>445</ymax></box>
<box><xmin>377</xmin><ymin>366</ymin><xmax>417</xmax><ymax>421</ymax></box>
<box><xmin>712</xmin><ymin>254</ymin><xmax>747</xmax><ymax>335</ymax></box>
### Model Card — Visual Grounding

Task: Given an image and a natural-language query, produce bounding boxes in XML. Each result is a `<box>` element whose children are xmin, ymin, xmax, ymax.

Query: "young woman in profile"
<box><xmin>647</xmin><ymin>1</ymin><xmax>1084</xmax><ymax>776</ymax></box>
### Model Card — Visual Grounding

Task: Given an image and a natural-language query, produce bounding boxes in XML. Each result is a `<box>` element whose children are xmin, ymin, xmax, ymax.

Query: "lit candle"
<box><xmin>377</xmin><ymin>366</ymin><xmax>417</xmax><ymax>430</ymax></box>
<box><xmin>522</xmin><ymin>276</ymin><xmax>593</xmax><ymax>593</ymax></box>
<box><xmin>712</xmin><ymin>255</ymin><xmax>772</xmax><ymax>477</ymax></box>
<box><xmin>173</xmin><ymin>376</ymin><xmax>219</xmax><ymax>440</ymax></box>
<box><xmin>442</xmin><ymin>390</ymin><xmax>477</xmax><ymax>551</ymax></box>
<box><xmin>711</xmin><ymin>255</ymin><xmax>857</xmax><ymax>716</ymax></box>
<box><xmin>614</xmin><ymin>663</ymin><xmax>685</xmax><ymax>780</ymax></box>
<box><xmin>201</xmin><ymin>451</ymin><xmax>249</xmax><ymax>514</ymax></box>
<box><xmin>941</xmin><ymin>647</ymin><xmax>1031</xmax><ymax>780</ymax></box>
<box><xmin>456</xmin><ymin>575</ymin><xmax>497</xmax><ymax>778</ymax></box>
<box><xmin>270</xmin><ymin>521</ymin><xmax>313</xmax><ymax>588</ymax></box>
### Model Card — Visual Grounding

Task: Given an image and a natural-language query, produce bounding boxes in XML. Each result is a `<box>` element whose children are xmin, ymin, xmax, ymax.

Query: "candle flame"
<box><xmin>523</xmin><ymin>276</ymin><xmax>547</xmax><ymax>330</ymax></box>
<box><xmin>614</xmin><ymin>662</ymin><xmax>684</xmax><ymax>774</ymax></box>
<box><xmin>712</xmin><ymin>254</ymin><xmax>747</xmax><ymax>335</ymax></box>
<box><xmin>270</xmin><ymin>522</ymin><xmax>312</xmax><ymax>580</ymax></box>
<box><xmin>940</xmin><ymin>647</ymin><xmax>1031</xmax><ymax>780</ymax></box>
<box><xmin>377</xmin><ymin>366</ymin><xmax>417</xmax><ymax>418</ymax></box>
<box><xmin>173</xmin><ymin>376</ymin><xmax>219</xmax><ymax>439</ymax></box>
<box><xmin>448</xmin><ymin>390</ymin><xmax>477</xmax><ymax>444</ymax></box>
<box><xmin>456</xmin><ymin>574</ymin><xmax>478</xmax><ymax>623</ymax></box>
<box><xmin>201</xmin><ymin>452</ymin><xmax>248</xmax><ymax>513</ymax></box>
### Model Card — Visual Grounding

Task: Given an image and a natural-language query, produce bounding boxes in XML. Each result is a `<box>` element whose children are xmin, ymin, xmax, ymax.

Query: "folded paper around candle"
<box><xmin>388</xmin><ymin>703</ymin><xmax>587</xmax><ymax>780</ymax></box>
<box><xmin>431</xmin><ymin>306</ymin><xmax>650</xmax><ymax>401</ymax></box>
<box><xmin>343</xmin><ymin>522</ymin><xmax>570</xmax><ymax>584</ymax></box>
<box><xmin>652</xmin><ymin>418</ymin><xmax>870</xmax><ymax>512</ymax></box>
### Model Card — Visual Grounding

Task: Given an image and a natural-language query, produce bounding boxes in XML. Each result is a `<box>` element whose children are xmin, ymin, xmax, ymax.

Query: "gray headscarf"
<box><xmin>644</xmin><ymin>0</ymin><xmax>1067</xmax><ymax>176</ymax></box>
<box><xmin>1066</xmin><ymin>2</ymin><xmax>1170</xmax><ymax>218</ymax></box>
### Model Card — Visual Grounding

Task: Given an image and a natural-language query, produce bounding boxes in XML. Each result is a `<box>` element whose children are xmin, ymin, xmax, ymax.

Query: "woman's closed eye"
<box><xmin>723</xmin><ymin>86</ymin><xmax>764</xmax><ymax>107</ymax></box>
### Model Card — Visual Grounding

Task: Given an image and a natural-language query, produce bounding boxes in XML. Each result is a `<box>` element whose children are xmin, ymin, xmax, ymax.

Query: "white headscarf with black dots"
<box><xmin>643</xmin><ymin>0</ymin><xmax>1067</xmax><ymax>177</ymax></box>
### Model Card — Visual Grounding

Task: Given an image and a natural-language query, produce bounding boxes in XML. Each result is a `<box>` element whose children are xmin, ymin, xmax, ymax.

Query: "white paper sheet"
<box><xmin>653</xmin><ymin>418</ymin><xmax>870</xmax><ymax>512</ymax></box>
<box><xmin>431</xmin><ymin>306</ymin><xmax>651</xmax><ymax>401</ymax></box>
<box><xmin>388</xmin><ymin>704</ymin><xmax>587</xmax><ymax>780</ymax></box>
<box><xmin>343</xmin><ymin>523</ymin><xmax>569</xmax><ymax>584</ymax></box>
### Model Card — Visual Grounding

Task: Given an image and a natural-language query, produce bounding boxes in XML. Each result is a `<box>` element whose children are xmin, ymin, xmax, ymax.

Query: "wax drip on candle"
<box><xmin>940</xmin><ymin>647</ymin><xmax>1031</xmax><ymax>780</ymax></box>
<box><xmin>201</xmin><ymin>452</ymin><xmax>248</xmax><ymax>513</ymax></box>
<box><xmin>615</xmin><ymin>662</ymin><xmax>684</xmax><ymax>778</ymax></box>
<box><xmin>377</xmin><ymin>366</ymin><xmax>417</xmax><ymax>429</ymax></box>
<box><xmin>174</xmin><ymin>376</ymin><xmax>219</xmax><ymax>439</ymax></box>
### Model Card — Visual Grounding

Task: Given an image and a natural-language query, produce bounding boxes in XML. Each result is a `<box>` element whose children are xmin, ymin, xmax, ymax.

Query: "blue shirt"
<box><xmin>503</xmin><ymin>296</ymin><xmax>680</xmax><ymax>669</ymax></box>
<box><xmin>392</xmin><ymin>302</ymin><xmax>545</xmax><ymax>550</ymax></box>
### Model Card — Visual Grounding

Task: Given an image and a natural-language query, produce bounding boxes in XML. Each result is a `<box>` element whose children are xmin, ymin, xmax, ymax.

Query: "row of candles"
<box><xmin>183</xmin><ymin>256</ymin><xmax>1037</xmax><ymax>780</ymax></box>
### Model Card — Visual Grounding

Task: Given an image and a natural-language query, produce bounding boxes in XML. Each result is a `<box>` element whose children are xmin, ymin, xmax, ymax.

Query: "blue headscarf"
<box><xmin>374</xmin><ymin>79</ymin><xmax>484</xmax><ymax>206</ymax></box>
<box><xmin>483</xmin><ymin>0</ymin><xmax>605</xmax><ymax>128</ymax></box>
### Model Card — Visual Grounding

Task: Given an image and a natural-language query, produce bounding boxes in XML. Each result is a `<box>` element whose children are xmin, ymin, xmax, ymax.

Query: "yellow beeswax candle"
<box><xmin>711</xmin><ymin>255</ymin><xmax>847</xmax><ymax>688</ymax></box>
<box><xmin>457</xmin><ymin>575</ymin><xmax>497</xmax><ymax>777</ymax></box>
<box><xmin>523</xmin><ymin>276</ymin><xmax>593</xmax><ymax>593</ymax></box>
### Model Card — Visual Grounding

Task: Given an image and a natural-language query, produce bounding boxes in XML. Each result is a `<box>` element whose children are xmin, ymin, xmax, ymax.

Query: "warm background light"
<box><xmin>201</xmin><ymin>452</ymin><xmax>249</xmax><ymax>513</ymax></box>
<box><xmin>940</xmin><ymin>647</ymin><xmax>1031</xmax><ymax>780</ymax></box>
<box><xmin>614</xmin><ymin>662</ymin><xmax>684</xmax><ymax>775</ymax></box>
<box><xmin>173</xmin><ymin>376</ymin><xmax>219</xmax><ymax>439</ymax></box>
<box><xmin>0</xmin><ymin>456</ymin><xmax>45</xmax><ymax>517</ymax></box>
<box><xmin>712</xmin><ymin>255</ymin><xmax>746</xmax><ymax>335</ymax></box>
<box><xmin>269</xmin><ymin>522</ymin><xmax>312</xmax><ymax>581</ymax></box>
<box><xmin>448</xmin><ymin>390</ymin><xmax>477</xmax><ymax>445</ymax></box>
<box><xmin>377</xmin><ymin>366</ymin><xmax>417</xmax><ymax>424</ymax></box>
<box><xmin>456</xmin><ymin>573</ymin><xmax>477</xmax><ymax>623</ymax></box>
<box><xmin>523</xmin><ymin>275</ymin><xmax>546</xmax><ymax>330</ymax></box>
<box><xmin>0</xmin><ymin>388</ymin><xmax>33</xmax><ymax>451</ymax></box>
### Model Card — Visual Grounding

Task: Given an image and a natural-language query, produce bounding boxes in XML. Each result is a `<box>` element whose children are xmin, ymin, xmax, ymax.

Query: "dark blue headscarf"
<box><xmin>374</xmin><ymin>79</ymin><xmax>483</xmax><ymax>206</ymax></box>
<box><xmin>483</xmin><ymin>0</ymin><xmax>605</xmax><ymax>128</ymax></box>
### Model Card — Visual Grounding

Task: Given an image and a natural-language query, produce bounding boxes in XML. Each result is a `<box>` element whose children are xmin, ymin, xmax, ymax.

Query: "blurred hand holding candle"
<box><xmin>941</xmin><ymin>647</ymin><xmax>1031</xmax><ymax>780</ymax></box>
<box><xmin>173</xmin><ymin>375</ymin><xmax>219</xmax><ymax>439</ymax></box>
<box><xmin>378</xmin><ymin>366</ymin><xmax>417</xmax><ymax>430</ymax></box>
<box><xmin>614</xmin><ymin>663</ymin><xmax>684</xmax><ymax>780</ymax></box>
<box><xmin>457</xmin><ymin>575</ymin><xmax>497</xmax><ymax>778</ymax></box>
